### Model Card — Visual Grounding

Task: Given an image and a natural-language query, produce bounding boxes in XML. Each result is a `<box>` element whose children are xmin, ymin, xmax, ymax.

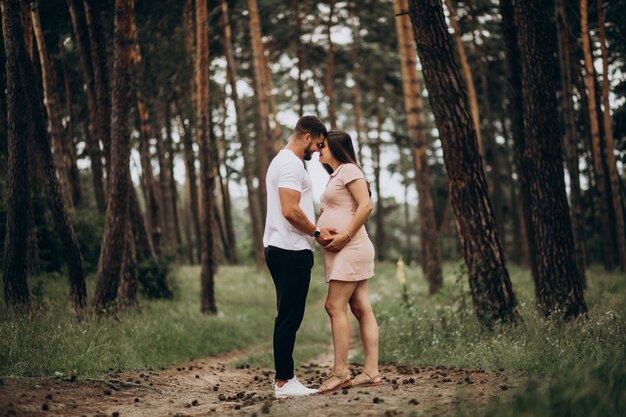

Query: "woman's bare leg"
<box><xmin>325</xmin><ymin>280</ymin><xmax>358</xmax><ymax>376</ymax></box>
<box><xmin>349</xmin><ymin>280</ymin><xmax>379</xmax><ymax>377</ymax></box>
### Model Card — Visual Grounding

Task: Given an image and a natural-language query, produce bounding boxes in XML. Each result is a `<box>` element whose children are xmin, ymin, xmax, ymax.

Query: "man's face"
<box><xmin>303</xmin><ymin>133</ymin><xmax>326</xmax><ymax>161</ymax></box>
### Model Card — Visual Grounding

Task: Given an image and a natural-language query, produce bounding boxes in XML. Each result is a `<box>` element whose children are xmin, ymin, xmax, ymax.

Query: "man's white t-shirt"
<box><xmin>263</xmin><ymin>149</ymin><xmax>315</xmax><ymax>251</ymax></box>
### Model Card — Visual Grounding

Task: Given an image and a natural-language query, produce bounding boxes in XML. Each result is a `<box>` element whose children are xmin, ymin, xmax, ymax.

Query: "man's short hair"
<box><xmin>294</xmin><ymin>115</ymin><xmax>328</xmax><ymax>138</ymax></box>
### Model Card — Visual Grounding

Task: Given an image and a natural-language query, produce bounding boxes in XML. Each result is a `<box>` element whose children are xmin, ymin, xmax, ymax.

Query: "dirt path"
<box><xmin>0</xmin><ymin>346</ymin><xmax>525</xmax><ymax>417</ymax></box>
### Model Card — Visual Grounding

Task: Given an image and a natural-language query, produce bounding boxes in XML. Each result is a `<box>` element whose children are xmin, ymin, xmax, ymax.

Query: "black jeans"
<box><xmin>265</xmin><ymin>245</ymin><xmax>314</xmax><ymax>381</ymax></box>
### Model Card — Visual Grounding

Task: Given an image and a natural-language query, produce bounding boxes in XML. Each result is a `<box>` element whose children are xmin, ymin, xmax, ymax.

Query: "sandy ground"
<box><xmin>0</xmin><ymin>344</ymin><xmax>526</xmax><ymax>417</ymax></box>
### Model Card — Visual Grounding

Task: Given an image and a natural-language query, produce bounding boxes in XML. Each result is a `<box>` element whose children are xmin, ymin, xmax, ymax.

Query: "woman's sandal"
<box><xmin>317</xmin><ymin>372</ymin><xmax>352</xmax><ymax>394</ymax></box>
<box><xmin>349</xmin><ymin>371</ymin><xmax>383</xmax><ymax>388</ymax></box>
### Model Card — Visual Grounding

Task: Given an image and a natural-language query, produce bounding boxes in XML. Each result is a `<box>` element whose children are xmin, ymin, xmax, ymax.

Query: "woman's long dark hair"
<box><xmin>323</xmin><ymin>130</ymin><xmax>371</xmax><ymax>195</ymax></box>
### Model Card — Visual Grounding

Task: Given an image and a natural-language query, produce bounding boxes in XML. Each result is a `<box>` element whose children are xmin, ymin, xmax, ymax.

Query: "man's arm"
<box><xmin>279</xmin><ymin>188</ymin><xmax>335</xmax><ymax>244</ymax></box>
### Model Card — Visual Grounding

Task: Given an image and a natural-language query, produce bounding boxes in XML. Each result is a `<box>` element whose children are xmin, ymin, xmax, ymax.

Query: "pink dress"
<box><xmin>317</xmin><ymin>164</ymin><xmax>375</xmax><ymax>283</ymax></box>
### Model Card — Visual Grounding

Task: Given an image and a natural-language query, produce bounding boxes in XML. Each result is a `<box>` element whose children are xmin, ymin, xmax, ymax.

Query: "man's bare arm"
<box><xmin>279</xmin><ymin>188</ymin><xmax>335</xmax><ymax>244</ymax></box>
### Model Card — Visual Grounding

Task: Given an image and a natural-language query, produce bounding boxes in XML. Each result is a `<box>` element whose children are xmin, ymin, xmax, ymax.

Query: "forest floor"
<box><xmin>0</xmin><ymin>343</ymin><xmax>526</xmax><ymax>417</ymax></box>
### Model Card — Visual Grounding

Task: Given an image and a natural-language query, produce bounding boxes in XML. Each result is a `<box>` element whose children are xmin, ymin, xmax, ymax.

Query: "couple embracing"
<box><xmin>263</xmin><ymin>115</ymin><xmax>381</xmax><ymax>398</ymax></box>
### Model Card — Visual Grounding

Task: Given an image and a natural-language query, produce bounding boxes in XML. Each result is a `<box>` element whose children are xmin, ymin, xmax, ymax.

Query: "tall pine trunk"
<box><xmin>580</xmin><ymin>0</ymin><xmax>614</xmax><ymax>271</ymax></box>
<box><xmin>31</xmin><ymin>2</ymin><xmax>75</xmax><ymax>208</ymax></box>
<box><xmin>247</xmin><ymin>0</ymin><xmax>271</xmax><ymax>213</ymax></box>
<box><xmin>219</xmin><ymin>0</ymin><xmax>264</xmax><ymax>267</ymax></box>
<box><xmin>556</xmin><ymin>0</ymin><xmax>587</xmax><ymax>281</ymax></box>
<box><xmin>196</xmin><ymin>0</ymin><xmax>217</xmax><ymax>314</ymax></box>
<box><xmin>373</xmin><ymin>85</ymin><xmax>385</xmax><ymax>261</ymax></box>
<box><xmin>164</xmin><ymin>101</ymin><xmax>183</xmax><ymax>249</ymax></box>
<box><xmin>394</xmin><ymin>0</ymin><xmax>443</xmax><ymax>293</ymax></box>
<box><xmin>93</xmin><ymin>0</ymin><xmax>135</xmax><ymax>312</ymax></box>
<box><xmin>408</xmin><ymin>0</ymin><xmax>520</xmax><ymax>326</ymax></box>
<box><xmin>2</xmin><ymin>0</ymin><xmax>33</xmax><ymax>310</ymax></box>
<box><xmin>67</xmin><ymin>0</ymin><xmax>106</xmax><ymax>213</ymax></box>
<box><xmin>325</xmin><ymin>0</ymin><xmax>336</xmax><ymax>128</ymax></box>
<box><xmin>444</xmin><ymin>0</ymin><xmax>482</xmax><ymax>154</ymax></box>
<box><xmin>349</xmin><ymin>3</ymin><xmax>364</xmax><ymax>165</ymax></box>
<box><xmin>83</xmin><ymin>0</ymin><xmax>111</xmax><ymax>167</ymax></box>
<box><xmin>596</xmin><ymin>0</ymin><xmax>626</xmax><ymax>270</ymax></box>
<box><xmin>513</xmin><ymin>0</ymin><xmax>587</xmax><ymax>317</ymax></box>
<box><xmin>500</xmin><ymin>0</ymin><xmax>532</xmax><ymax>270</ymax></box>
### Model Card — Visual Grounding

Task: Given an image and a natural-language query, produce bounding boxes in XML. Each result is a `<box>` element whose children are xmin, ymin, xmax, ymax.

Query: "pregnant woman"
<box><xmin>316</xmin><ymin>130</ymin><xmax>381</xmax><ymax>393</ymax></box>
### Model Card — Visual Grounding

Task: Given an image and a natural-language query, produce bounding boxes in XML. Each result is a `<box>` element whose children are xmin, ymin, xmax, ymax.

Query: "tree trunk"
<box><xmin>580</xmin><ymin>0</ymin><xmax>614</xmax><ymax>271</ymax></box>
<box><xmin>2</xmin><ymin>0</ymin><xmax>33</xmax><ymax>310</ymax></box>
<box><xmin>117</xmin><ymin>214</ymin><xmax>138</xmax><ymax>308</ymax></box>
<box><xmin>394</xmin><ymin>0</ymin><xmax>443</xmax><ymax>293</ymax></box>
<box><xmin>62</xmin><ymin>62</ymin><xmax>82</xmax><ymax>206</ymax></box>
<box><xmin>470</xmin><ymin>16</ymin><xmax>507</xmax><ymax>254</ymax></box>
<box><xmin>214</xmin><ymin>110</ymin><xmax>238</xmax><ymax>264</ymax></box>
<box><xmin>349</xmin><ymin>3</ymin><xmax>364</xmax><ymax>165</ymax></box>
<box><xmin>444</xmin><ymin>0</ymin><xmax>482</xmax><ymax>154</ymax></box>
<box><xmin>556</xmin><ymin>0</ymin><xmax>587</xmax><ymax>282</ymax></box>
<box><xmin>137</xmin><ymin>102</ymin><xmax>162</xmax><ymax>255</ymax></box>
<box><xmin>293</xmin><ymin>0</ymin><xmax>305</xmax><ymax>116</ymax></box>
<box><xmin>325</xmin><ymin>0</ymin><xmax>336</xmax><ymax>128</ymax></box>
<box><xmin>93</xmin><ymin>0</ymin><xmax>135</xmax><ymax>312</ymax></box>
<box><xmin>596</xmin><ymin>0</ymin><xmax>626</xmax><ymax>270</ymax></box>
<box><xmin>178</xmin><ymin>100</ymin><xmax>201</xmax><ymax>263</ymax></box>
<box><xmin>408</xmin><ymin>0</ymin><xmax>520</xmax><ymax>326</ymax></box>
<box><xmin>196</xmin><ymin>0</ymin><xmax>217</xmax><ymax>314</ymax></box>
<box><xmin>164</xmin><ymin>101</ymin><xmax>183</xmax><ymax>249</ymax></box>
<box><xmin>373</xmin><ymin>85</ymin><xmax>385</xmax><ymax>261</ymax></box>
<box><xmin>513</xmin><ymin>0</ymin><xmax>587</xmax><ymax>317</ymax></box>
<box><xmin>31</xmin><ymin>2</ymin><xmax>75</xmax><ymax>208</ymax></box>
<box><xmin>129</xmin><ymin>185</ymin><xmax>156</xmax><ymax>262</ymax></box>
<box><xmin>219</xmin><ymin>0</ymin><xmax>264</xmax><ymax>267</ymax></box>
<box><xmin>67</xmin><ymin>0</ymin><xmax>106</xmax><ymax>213</ymax></box>
<box><xmin>153</xmin><ymin>103</ymin><xmax>176</xmax><ymax>250</ymax></box>
<box><xmin>247</xmin><ymin>0</ymin><xmax>271</xmax><ymax>213</ymax></box>
<box><xmin>500</xmin><ymin>0</ymin><xmax>533</xmax><ymax>270</ymax></box>
<box><xmin>83</xmin><ymin>0</ymin><xmax>111</xmax><ymax>167</ymax></box>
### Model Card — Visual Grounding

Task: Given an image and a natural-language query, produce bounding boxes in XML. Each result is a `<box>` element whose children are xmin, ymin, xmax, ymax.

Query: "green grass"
<box><xmin>2</xmin><ymin>257</ymin><xmax>625</xmax><ymax>416</ymax></box>
<box><xmin>367</xmin><ymin>261</ymin><xmax>626</xmax><ymax>417</ymax></box>
<box><xmin>0</xmin><ymin>258</ymin><xmax>331</xmax><ymax>377</ymax></box>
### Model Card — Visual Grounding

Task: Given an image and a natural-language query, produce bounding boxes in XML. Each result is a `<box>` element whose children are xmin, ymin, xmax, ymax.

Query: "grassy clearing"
<box><xmin>0</xmin><ymin>259</ymin><xmax>331</xmax><ymax>377</ymax></box>
<box><xmin>2</xmin><ymin>257</ymin><xmax>624</xmax><ymax>416</ymax></box>
<box><xmin>367</xmin><ymin>261</ymin><xmax>626</xmax><ymax>417</ymax></box>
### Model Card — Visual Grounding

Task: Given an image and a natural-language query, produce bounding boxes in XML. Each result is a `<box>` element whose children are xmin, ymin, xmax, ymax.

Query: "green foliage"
<box><xmin>367</xmin><ymin>262</ymin><xmax>626</xmax><ymax>417</ymax></box>
<box><xmin>0</xmin><ymin>260</ymin><xmax>331</xmax><ymax>377</ymax></box>
<box><xmin>137</xmin><ymin>254</ymin><xmax>174</xmax><ymax>299</ymax></box>
<box><xmin>71</xmin><ymin>209</ymin><xmax>104</xmax><ymax>273</ymax></box>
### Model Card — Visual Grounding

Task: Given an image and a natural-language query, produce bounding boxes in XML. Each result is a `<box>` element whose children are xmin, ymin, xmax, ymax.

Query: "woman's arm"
<box><xmin>325</xmin><ymin>178</ymin><xmax>372</xmax><ymax>252</ymax></box>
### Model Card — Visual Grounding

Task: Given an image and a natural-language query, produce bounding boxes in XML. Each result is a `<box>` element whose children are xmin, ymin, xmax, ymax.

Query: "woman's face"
<box><xmin>317</xmin><ymin>138</ymin><xmax>335</xmax><ymax>165</ymax></box>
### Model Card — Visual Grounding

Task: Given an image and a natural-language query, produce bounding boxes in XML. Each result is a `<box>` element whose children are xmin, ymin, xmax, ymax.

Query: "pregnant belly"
<box><xmin>317</xmin><ymin>209</ymin><xmax>351</xmax><ymax>231</ymax></box>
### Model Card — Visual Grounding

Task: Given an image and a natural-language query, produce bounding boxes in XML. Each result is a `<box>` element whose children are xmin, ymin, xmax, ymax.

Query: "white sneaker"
<box><xmin>274</xmin><ymin>376</ymin><xmax>318</xmax><ymax>398</ymax></box>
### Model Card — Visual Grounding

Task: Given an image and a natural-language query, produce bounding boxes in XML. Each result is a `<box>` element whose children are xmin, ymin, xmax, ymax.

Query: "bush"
<box><xmin>138</xmin><ymin>254</ymin><xmax>174</xmax><ymax>299</ymax></box>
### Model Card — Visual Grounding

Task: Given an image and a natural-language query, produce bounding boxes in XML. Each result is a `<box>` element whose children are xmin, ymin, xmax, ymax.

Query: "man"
<box><xmin>264</xmin><ymin>115</ymin><xmax>334</xmax><ymax>398</ymax></box>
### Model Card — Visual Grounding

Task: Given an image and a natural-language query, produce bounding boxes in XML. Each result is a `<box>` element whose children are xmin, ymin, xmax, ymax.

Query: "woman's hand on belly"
<box><xmin>324</xmin><ymin>232</ymin><xmax>351</xmax><ymax>252</ymax></box>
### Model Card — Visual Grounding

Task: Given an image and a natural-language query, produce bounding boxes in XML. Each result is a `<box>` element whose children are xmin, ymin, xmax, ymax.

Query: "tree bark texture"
<box><xmin>596</xmin><ymin>0</ymin><xmax>626</xmax><ymax>270</ymax></box>
<box><xmin>500</xmin><ymin>0</ymin><xmax>533</xmax><ymax>269</ymax></box>
<box><xmin>67</xmin><ymin>0</ymin><xmax>106</xmax><ymax>213</ymax></box>
<box><xmin>31</xmin><ymin>2</ymin><xmax>75</xmax><ymax>208</ymax></box>
<box><xmin>513</xmin><ymin>0</ymin><xmax>587</xmax><ymax>317</ymax></box>
<box><xmin>394</xmin><ymin>0</ymin><xmax>443</xmax><ymax>294</ymax></box>
<box><xmin>408</xmin><ymin>0</ymin><xmax>520</xmax><ymax>325</ymax></box>
<box><xmin>444</xmin><ymin>0</ymin><xmax>482</xmax><ymax>154</ymax></box>
<box><xmin>93</xmin><ymin>0</ymin><xmax>135</xmax><ymax>312</ymax></box>
<box><xmin>556</xmin><ymin>0</ymin><xmax>587</xmax><ymax>281</ymax></box>
<box><xmin>373</xmin><ymin>85</ymin><xmax>385</xmax><ymax>261</ymax></box>
<box><xmin>83</xmin><ymin>0</ymin><xmax>112</xmax><ymax>167</ymax></box>
<box><xmin>247</xmin><ymin>0</ymin><xmax>270</xmax><ymax>213</ymax></box>
<box><xmin>2</xmin><ymin>0</ymin><xmax>33</xmax><ymax>310</ymax></box>
<box><xmin>325</xmin><ymin>0</ymin><xmax>336</xmax><ymax>128</ymax></box>
<box><xmin>220</xmin><ymin>0</ymin><xmax>264</xmax><ymax>267</ymax></box>
<box><xmin>196</xmin><ymin>0</ymin><xmax>217</xmax><ymax>314</ymax></box>
<box><xmin>580</xmin><ymin>0</ymin><xmax>615</xmax><ymax>271</ymax></box>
